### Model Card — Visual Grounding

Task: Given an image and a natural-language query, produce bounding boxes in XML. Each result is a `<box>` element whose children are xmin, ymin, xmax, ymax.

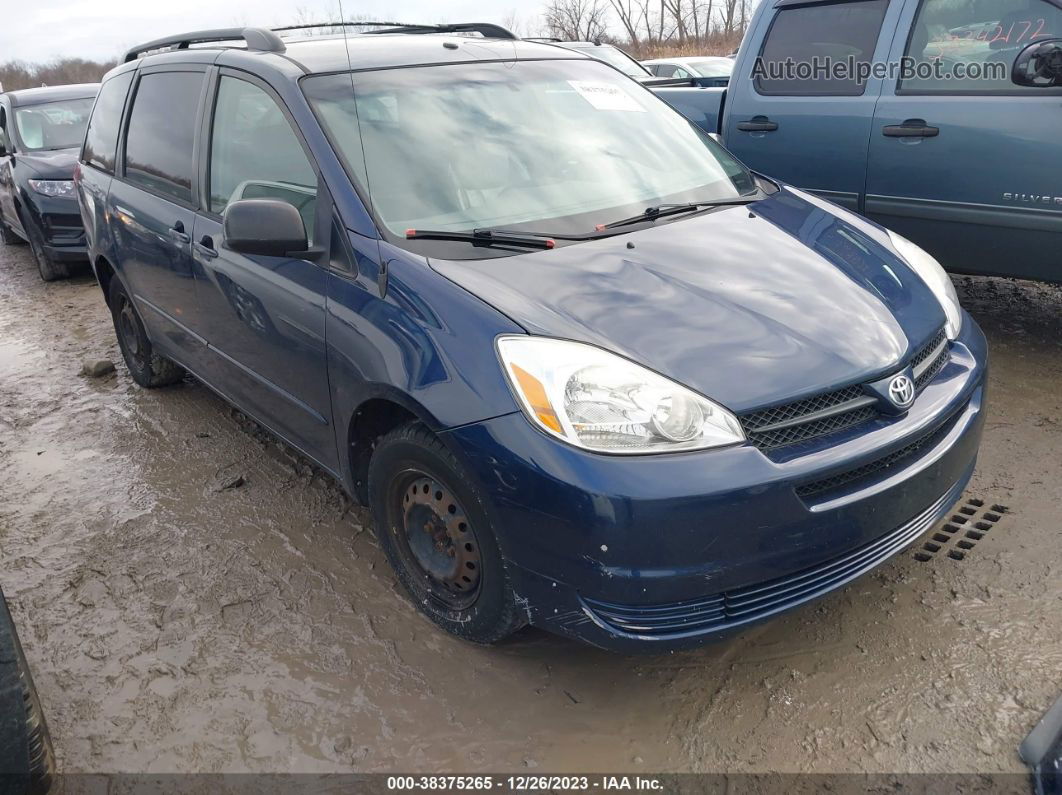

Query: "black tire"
<box><xmin>21</xmin><ymin>212</ymin><xmax>68</xmax><ymax>282</ymax></box>
<box><xmin>0</xmin><ymin>588</ymin><xmax>56</xmax><ymax>795</ymax></box>
<box><xmin>368</xmin><ymin>422</ymin><xmax>526</xmax><ymax>644</ymax></box>
<box><xmin>0</xmin><ymin>214</ymin><xmax>23</xmax><ymax>246</ymax></box>
<box><xmin>108</xmin><ymin>277</ymin><xmax>185</xmax><ymax>388</ymax></box>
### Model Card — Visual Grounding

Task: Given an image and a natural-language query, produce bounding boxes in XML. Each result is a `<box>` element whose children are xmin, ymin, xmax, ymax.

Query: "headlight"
<box><xmin>497</xmin><ymin>336</ymin><xmax>745</xmax><ymax>454</ymax></box>
<box><xmin>887</xmin><ymin>230</ymin><xmax>962</xmax><ymax>340</ymax></box>
<box><xmin>27</xmin><ymin>179</ymin><xmax>75</xmax><ymax>198</ymax></box>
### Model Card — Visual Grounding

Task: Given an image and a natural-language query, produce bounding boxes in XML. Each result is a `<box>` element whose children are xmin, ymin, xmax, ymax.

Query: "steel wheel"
<box><xmin>391</xmin><ymin>471</ymin><xmax>482</xmax><ymax>610</ymax></box>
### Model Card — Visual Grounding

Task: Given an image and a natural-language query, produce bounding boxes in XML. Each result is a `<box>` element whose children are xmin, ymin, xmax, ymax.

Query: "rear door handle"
<box><xmin>736</xmin><ymin>117</ymin><xmax>779</xmax><ymax>132</ymax></box>
<box><xmin>193</xmin><ymin>235</ymin><xmax>218</xmax><ymax>260</ymax></box>
<box><xmin>168</xmin><ymin>221</ymin><xmax>190</xmax><ymax>245</ymax></box>
<box><xmin>883</xmin><ymin>119</ymin><xmax>939</xmax><ymax>138</ymax></box>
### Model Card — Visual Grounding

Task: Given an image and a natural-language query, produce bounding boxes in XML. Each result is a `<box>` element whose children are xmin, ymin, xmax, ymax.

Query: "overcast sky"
<box><xmin>4</xmin><ymin>0</ymin><xmax>550</xmax><ymax>64</ymax></box>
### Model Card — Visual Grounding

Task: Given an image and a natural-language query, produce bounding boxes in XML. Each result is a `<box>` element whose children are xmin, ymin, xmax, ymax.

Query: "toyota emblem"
<box><xmin>888</xmin><ymin>374</ymin><xmax>915</xmax><ymax>408</ymax></box>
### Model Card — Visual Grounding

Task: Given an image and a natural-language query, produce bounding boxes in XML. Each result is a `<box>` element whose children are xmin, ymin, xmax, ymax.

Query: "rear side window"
<box><xmin>208</xmin><ymin>76</ymin><xmax>318</xmax><ymax>242</ymax></box>
<box><xmin>755</xmin><ymin>0</ymin><xmax>890</xmax><ymax>95</ymax></box>
<box><xmin>124</xmin><ymin>72</ymin><xmax>204</xmax><ymax>204</ymax></box>
<box><xmin>82</xmin><ymin>72</ymin><xmax>133</xmax><ymax>173</ymax></box>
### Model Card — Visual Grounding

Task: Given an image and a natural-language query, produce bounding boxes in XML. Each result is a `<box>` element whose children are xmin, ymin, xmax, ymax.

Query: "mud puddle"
<box><xmin>0</xmin><ymin>246</ymin><xmax>1059</xmax><ymax>774</ymax></box>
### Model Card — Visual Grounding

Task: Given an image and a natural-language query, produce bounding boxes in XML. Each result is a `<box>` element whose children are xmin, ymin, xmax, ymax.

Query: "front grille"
<box><xmin>913</xmin><ymin>328</ymin><xmax>949</xmax><ymax>391</ymax></box>
<box><xmin>738</xmin><ymin>328</ymin><xmax>949</xmax><ymax>452</ymax></box>
<box><xmin>795</xmin><ymin>405</ymin><xmax>963</xmax><ymax>500</ymax></box>
<box><xmin>582</xmin><ymin>478</ymin><xmax>964</xmax><ymax>638</ymax></box>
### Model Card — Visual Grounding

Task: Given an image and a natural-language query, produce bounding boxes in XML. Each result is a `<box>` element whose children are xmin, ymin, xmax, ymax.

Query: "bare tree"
<box><xmin>544</xmin><ymin>0</ymin><xmax>610</xmax><ymax>41</ymax></box>
<box><xmin>0</xmin><ymin>59</ymin><xmax>116</xmax><ymax>91</ymax></box>
<box><xmin>609</xmin><ymin>0</ymin><xmax>642</xmax><ymax>44</ymax></box>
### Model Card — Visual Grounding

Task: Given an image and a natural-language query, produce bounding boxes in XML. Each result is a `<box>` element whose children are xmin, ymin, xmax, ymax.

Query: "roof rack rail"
<box><xmin>524</xmin><ymin>37</ymin><xmax>563</xmax><ymax>42</ymax></box>
<box><xmin>272</xmin><ymin>22</ymin><xmax>409</xmax><ymax>33</ymax></box>
<box><xmin>360</xmin><ymin>22</ymin><xmax>518</xmax><ymax>40</ymax></box>
<box><xmin>123</xmin><ymin>27</ymin><xmax>285</xmax><ymax>63</ymax></box>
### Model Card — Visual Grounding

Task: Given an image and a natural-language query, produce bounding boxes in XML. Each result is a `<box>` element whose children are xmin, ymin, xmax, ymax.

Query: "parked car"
<box><xmin>642</xmin><ymin>55</ymin><xmax>734</xmax><ymax>85</ymax></box>
<box><xmin>649</xmin><ymin>0</ymin><xmax>1062</xmax><ymax>282</ymax></box>
<box><xmin>539</xmin><ymin>40</ymin><xmax>657</xmax><ymax>81</ymax></box>
<box><xmin>0</xmin><ymin>84</ymin><xmax>98</xmax><ymax>280</ymax></box>
<box><xmin>77</xmin><ymin>23</ymin><xmax>986</xmax><ymax>652</ymax></box>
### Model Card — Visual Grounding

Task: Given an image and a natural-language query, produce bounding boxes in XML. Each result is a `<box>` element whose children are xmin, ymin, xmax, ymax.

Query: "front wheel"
<box><xmin>108</xmin><ymin>277</ymin><xmax>185</xmax><ymax>388</ymax></box>
<box><xmin>368</xmin><ymin>422</ymin><xmax>526</xmax><ymax>644</ymax></box>
<box><xmin>0</xmin><ymin>214</ymin><xmax>23</xmax><ymax>246</ymax></box>
<box><xmin>22</xmin><ymin>212</ymin><xmax>68</xmax><ymax>282</ymax></box>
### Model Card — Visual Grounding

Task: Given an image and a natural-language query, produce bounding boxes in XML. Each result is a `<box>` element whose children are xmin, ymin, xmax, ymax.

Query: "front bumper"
<box><xmin>443</xmin><ymin>315</ymin><xmax>988</xmax><ymax>652</ymax></box>
<box><xmin>27</xmin><ymin>194</ymin><xmax>87</xmax><ymax>262</ymax></box>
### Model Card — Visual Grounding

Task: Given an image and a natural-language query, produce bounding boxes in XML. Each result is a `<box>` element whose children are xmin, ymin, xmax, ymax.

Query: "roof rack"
<box><xmin>123</xmin><ymin>27</ymin><xmax>285</xmax><ymax>62</ymax></box>
<box><xmin>360</xmin><ymin>22</ymin><xmax>518</xmax><ymax>40</ymax></box>
<box><xmin>123</xmin><ymin>20</ymin><xmax>518</xmax><ymax>63</ymax></box>
<box><xmin>524</xmin><ymin>37</ymin><xmax>563</xmax><ymax>43</ymax></box>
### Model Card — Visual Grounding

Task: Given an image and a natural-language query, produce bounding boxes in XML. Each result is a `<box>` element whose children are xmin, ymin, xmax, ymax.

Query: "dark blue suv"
<box><xmin>0</xmin><ymin>84</ymin><xmax>98</xmax><ymax>280</ymax></box>
<box><xmin>76</xmin><ymin>23</ymin><xmax>987</xmax><ymax>651</ymax></box>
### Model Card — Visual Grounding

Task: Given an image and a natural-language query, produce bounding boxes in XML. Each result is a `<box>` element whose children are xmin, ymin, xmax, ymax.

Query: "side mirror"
<box><xmin>1013</xmin><ymin>38</ymin><xmax>1062</xmax><ymax>88</ymax></box>
<box><xmin>222</xmin><ymin>199</ymin><xmax>307</xmax><ymax>258</ymax></box>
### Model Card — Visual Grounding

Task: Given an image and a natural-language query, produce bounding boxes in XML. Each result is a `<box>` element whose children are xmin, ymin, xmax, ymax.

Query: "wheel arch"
<box><xmin>345</xmin><ymin>390</ymin><xmax>445</xmax><ymax>505</ymax></box>
<box><xmin>94</xmin><ymin>255</ymin><xmax>117</xmax><ymax>306</ymax></box>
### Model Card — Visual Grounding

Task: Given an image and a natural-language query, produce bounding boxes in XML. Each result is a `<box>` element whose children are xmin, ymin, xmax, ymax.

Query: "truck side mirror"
<box><xmin>223</xmin><ymin>199</ymin><xmax>307</xmax><ymax>258</ymax></box>
<box><xmin>1013</xmin><ymin>38</ymin><xmax>1062</xmax><ymax>87</ymax></box>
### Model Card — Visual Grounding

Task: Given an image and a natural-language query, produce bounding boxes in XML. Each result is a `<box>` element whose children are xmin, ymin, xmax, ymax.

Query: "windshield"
<box><xmin>687</xmin><ymin>58</ymin><xmax>734</xmax><ymax>77</ymax></box>
<box><xmin>14</xmin><ymin>97</ymin><xmax>94</xmax><ymax>152</ymax></box>
<box><xmin>303</xmin><ymin>60</ymin><xmax>756</xmax><ymax>257</ymax></box>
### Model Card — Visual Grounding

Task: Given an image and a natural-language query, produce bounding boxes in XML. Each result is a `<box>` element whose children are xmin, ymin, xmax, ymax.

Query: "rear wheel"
<box><xmin>368</xmin><ymin>422</ymin><xmax>526</xmax><ymax>644</ymax></box>
<box><xmin>108</xmin><ymin>277</ymin><xmax>185</xmax><ymax>388</ymax></box>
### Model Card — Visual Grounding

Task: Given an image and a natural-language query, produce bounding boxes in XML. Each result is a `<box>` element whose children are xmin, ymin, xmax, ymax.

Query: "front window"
<box><xmin>901</xmin><ymin>0</ymin><xmax>1062</xmax><ymax>92</ymax></box>
<box><xmin>303</xmin><ymin>60</ymin><xmax>756</xmax><ymax>258</ymax></box>
<box><xmin>686</xmin><ymin>58</ymin><xmax>735</xmax><ymax>77</ymax></box>
<box><xmin>14</xmin><ymin>97</ymin><xmax>94</xmax><ymax>152</ymax></box>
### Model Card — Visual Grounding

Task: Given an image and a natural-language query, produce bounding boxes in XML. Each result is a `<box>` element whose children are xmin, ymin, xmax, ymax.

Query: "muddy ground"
<box><xmin>0</xmin><ymin>241</ymin><xmax>1059</xmax><ymax>775</ymax></box>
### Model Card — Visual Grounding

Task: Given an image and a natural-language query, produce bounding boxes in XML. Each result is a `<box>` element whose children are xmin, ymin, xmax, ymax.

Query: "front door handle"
<box><xmin>168</xmin><ymin>221</ymin><xmax>190</xmax><ymax>245</ymax></box>
<box><xmin>736</xmin><ymin>116</ymin><xmax>779</xmax><ymax>132</ymax></box>
<box><xmin>883</xmin><ymin>119</ymin><xmax>939</xmax><ymax>138</ymax></box>
<box><xmin>193</xmin><ymin>235</ymin><xmax>218</xmax><ymax>260</ymax></box>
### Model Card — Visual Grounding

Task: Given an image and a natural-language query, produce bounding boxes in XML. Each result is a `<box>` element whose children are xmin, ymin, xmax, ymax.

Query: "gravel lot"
<box><xmin>0</xmin><ymin>241</ymin><xmax>1060</xmax><ymax>774</ymax></box>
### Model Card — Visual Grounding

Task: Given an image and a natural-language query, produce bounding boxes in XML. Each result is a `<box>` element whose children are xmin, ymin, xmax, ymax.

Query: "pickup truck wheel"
<box><xmin>22</xmin><ymin>212</ymin><xmax>69</xmax><ymax>282</ymax></box>
<box><xmin>368</xmin><ymin>422</ymin><xmax>526</xmax><ymax>644</ymax></box>
<box><xmin>0</xmin><ymin>588</ymin><xmax>56</xmax><ymax>795</ymax></box>
<box><xmin>108</xmin><ymin>278</ymin><xmax>185</xmax><ymax>388</ymax></box>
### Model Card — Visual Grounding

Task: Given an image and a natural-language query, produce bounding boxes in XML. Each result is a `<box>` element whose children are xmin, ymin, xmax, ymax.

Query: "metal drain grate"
<box><xmin>913</xmin><ymin>497</ymin><xmax>1008</xmax><ymax>561</ymax></box>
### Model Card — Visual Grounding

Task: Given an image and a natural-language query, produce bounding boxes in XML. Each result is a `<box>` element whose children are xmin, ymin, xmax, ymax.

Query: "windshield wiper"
<box><xmin>406</xmin><ymin>228</ymin><xmax>557</xmax><ymax>250</ymax></box>
<box><xmin>600</xmin><ymin>196</ymin><xmax>760</xmax><ymax>231</ymax></box>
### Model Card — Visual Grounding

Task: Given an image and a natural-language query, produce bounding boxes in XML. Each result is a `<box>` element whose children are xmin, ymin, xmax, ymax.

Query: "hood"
<box><xmin>17</xmin><ymin>148</ymin><xmax>79</xmax><ymax>179</ymax></box>
<box><xmin>430</xmin><ymin>188</ymin><xmax>947</xmax><ymax>413</ymax></box>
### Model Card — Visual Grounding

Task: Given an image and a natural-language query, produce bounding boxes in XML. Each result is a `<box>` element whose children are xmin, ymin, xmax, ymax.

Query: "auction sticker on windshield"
<box><xmin>567</xmin><ymin>81</ymin><xmax>646</xmax><ymax>112</ymax></box>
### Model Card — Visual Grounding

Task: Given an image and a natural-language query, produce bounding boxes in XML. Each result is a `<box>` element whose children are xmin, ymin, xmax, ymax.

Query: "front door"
<box><xmin>724</xmin><ymin>0</ymin><xmax>902</xmax><ymax>211</ymax></box>
<box><xmin>190</xmin><ymin>71</ymin><xmax>335</xmax><ymax>469</ymax></box>
<box><xmin>865</xmin><ymin>0</ymin><xmax>1062</xmax><ymax>278</ymax></box>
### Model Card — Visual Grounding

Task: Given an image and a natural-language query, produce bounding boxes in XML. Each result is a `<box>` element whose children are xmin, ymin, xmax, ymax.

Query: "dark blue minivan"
<box><xmin>76</xmin><ymin>23</ymin><xmax>987</xmax><ymax>651</ymax></box>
